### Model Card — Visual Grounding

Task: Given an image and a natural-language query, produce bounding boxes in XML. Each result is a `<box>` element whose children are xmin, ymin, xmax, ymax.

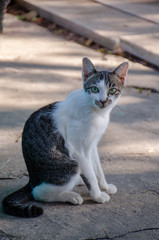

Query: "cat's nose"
<box><xmin>100</xmin><ymin>100</ymin><xmax>107</xmax><ymax>105</ymax></box>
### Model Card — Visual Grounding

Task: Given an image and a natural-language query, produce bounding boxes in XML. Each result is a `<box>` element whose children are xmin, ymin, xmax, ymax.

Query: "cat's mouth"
<box><xmin>95</xmin><ymin>99</ymin><xmax>112</xmax><ymax>109</ymax></box>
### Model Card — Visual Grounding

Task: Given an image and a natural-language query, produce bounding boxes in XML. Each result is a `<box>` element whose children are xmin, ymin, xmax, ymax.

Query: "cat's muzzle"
<box><xmin>95</xmin><ymin>98</ymin><xmax>112</xmax><ymax>109</ymax></box>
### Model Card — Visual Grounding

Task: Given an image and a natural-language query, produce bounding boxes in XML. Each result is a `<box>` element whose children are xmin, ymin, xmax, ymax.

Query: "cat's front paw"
<box><xmin>93</xmin><ymin>192</ymin><xmax>110</xmax><ymax>204</ymax></box>
<box><xmin>107</xmin><ymin>184</ymin><xmax>117</xmax><ymax>195</ymax></box>
<box><xmin>99</xmin><ymin>180</ymin><xmax>108</xmax><ymax>191</ymax></box>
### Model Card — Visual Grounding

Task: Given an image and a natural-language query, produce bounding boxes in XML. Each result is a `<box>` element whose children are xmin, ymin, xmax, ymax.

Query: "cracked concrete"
<box><xmin>84</xmin><ymin>228</ymin><xmax>159</xmax><ymax>240</ymax></box>
<box><xmin>109</xmin><ymin>228</ymin><xmax>159</xmax><ymax>240</ymax></box>
<box><xmin>0</xmin><ymin>14</ymin><xmax>159</xmax><ymax>240</ymax></box>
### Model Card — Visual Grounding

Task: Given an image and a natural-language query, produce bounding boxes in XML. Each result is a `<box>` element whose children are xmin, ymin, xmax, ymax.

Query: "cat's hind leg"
<box><xmin>76</xmin><ymin>176</ymin><xmax>85</xmax><ymax>186</ymax></box>
<box><xmin>32</xmin><ymin>174</ymin><xmax>83</xmax><ymax>205</ymax></box>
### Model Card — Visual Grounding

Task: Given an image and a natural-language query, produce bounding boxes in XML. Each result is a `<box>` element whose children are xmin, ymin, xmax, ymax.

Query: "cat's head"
<box><xmin>82</xmin><ymin>57</ymin><xmax>129</xmax><ymax>110</ymax></box>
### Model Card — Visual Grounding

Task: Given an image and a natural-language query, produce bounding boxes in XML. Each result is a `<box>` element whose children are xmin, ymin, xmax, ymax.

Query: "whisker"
<box><xmin>114</xmin><ymin>105</ymin><xmax>131</xmax><ymax>114</ymax></box>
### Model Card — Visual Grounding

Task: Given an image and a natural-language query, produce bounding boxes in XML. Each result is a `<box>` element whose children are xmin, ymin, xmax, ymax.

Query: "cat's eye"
<box><xmin>108</xmin><ymin>88</ymin><xmax>117</xmax><ymax>95</ymax></box>
<box><xmin>91</xmin><ymin>86</ymin><xmax>99</xmax><ymax>93</ymax></box>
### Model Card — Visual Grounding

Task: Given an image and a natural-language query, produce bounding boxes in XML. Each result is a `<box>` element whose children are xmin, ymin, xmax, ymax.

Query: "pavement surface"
<box><xmin>15</xmin><ymin>0</ymin><xmax>159</xmax><ymax>68</ymax></box>
<box><xmin>0</xmin><ymin>13</ymin><xmax>159</xmax><ymax>240</ymax></box>
<box><xmin>96</xmin><ymin>0</ymin><xmax>159</xmax><ymax>24</ymax></box>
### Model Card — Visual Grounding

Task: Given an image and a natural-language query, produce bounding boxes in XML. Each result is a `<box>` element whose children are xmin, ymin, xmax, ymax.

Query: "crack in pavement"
<box><xmin>0</xmin><ymin>177</ymin><xmax>16</xmax><ymax>180</ymax></box>
<box><xmin>111</xmin><ymin>227</ymin><xmax>159</xmax><ymax>239</ymax></box>
<box><xmin>84</xmin><ymin>227</ymin><xmax>159</xmax><ymax>240</ymax></box>
<box><xmin>146</xmin><ymin>189</ymin><xmax>159</xmax><ymax>195</ymax></box>
<box><xmin>0</xmin><ymin>173</ymin><xmax>29</xmax><ymax>181</ymax></box>
<box><xmin>0</xmin><ymin>230</ymin><xmax>21</xmax><ymax>240</ymax></box>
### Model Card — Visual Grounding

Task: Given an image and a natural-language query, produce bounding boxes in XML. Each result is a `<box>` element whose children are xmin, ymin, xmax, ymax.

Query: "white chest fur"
<box><xmin>54</xmin><ymin>90</ymin><xmax>111</xmax><ymax>157</ymax></box>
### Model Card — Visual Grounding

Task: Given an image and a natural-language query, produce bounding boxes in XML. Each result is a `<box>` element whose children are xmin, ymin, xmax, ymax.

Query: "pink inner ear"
<box><xmin>115</xmin><ymin>62</ymin><xmax>129</xmax><ymax>84</ymax></box>
<box><xmin>120</xmin><ymin>75</ymin><xmax>125</xmax><ymax>84</ymax></box>
<box><xmin>83</xmin><ymin>65</ymin><xmax>89</xmax><ymax>81</ymax></box>
<box><xmin>82</xmin><ymin>57</ymin><xmax>96</xmax><ymax>82</ymax></box>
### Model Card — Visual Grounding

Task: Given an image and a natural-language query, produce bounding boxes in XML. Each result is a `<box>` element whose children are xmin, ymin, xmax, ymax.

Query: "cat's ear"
<box><xmin>82</xmin><ymin>57</ymin><xmax>96</xmax><ymax>82</ymax></box>
<box><xmin>114</xmin><ymin>62</ymin><xmax>129</xmax><ymax>85</ymax></box>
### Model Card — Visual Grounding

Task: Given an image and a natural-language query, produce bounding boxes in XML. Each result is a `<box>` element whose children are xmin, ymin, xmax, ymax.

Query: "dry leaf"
<box><xmin>21</xmin><ymin>10</ymin><xmax>38</xmax><ymax>21</ymax></box>
<box><xmin>85</xmin><ymin>39</ymin><xmax>93</xmax><ymax>47</ymax></box>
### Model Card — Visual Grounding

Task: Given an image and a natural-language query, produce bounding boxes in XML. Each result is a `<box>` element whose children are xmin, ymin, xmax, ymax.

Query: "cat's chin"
<box><xmin>94</xmin><ymin>103</ymin><xmax>107</xmax><ymax>110</ymax></box>
<box><xmin>99</xmin><ymin>105</ymin><xmax>107</xmax><ymax>109</ymax></box>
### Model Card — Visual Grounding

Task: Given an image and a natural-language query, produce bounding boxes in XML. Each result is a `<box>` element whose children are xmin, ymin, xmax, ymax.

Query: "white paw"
<box><xmin>93</xmin><ymin>192</ymin><xmax>110</xmax><ymax>204</ymax></box>
<box><xmin>99</xmin><ymin>181</ymin><xmax>108</xmax><ymax>190</ymax></box>
<box><xmin>70</xmin><ymin>193</ymin><xmax>83</xmax><ymax>205</ymax></box>
<box><xmin>107</xmin><ymin>184</ymin><xmax>117</xmax><ymax>195</ymax></box>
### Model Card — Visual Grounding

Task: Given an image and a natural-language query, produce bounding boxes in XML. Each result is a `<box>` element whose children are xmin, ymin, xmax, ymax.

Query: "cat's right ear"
<box><xmin>82</xmin><ymin>57</ymin><xmax>96</xmax><ymax>83</ymax></box>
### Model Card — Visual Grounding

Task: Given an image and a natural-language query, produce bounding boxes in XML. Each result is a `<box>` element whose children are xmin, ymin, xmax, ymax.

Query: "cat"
<box><xmin>2</xmin><ymin>57</ymin><xmax>129</xmax><ymax>218</ymax></box>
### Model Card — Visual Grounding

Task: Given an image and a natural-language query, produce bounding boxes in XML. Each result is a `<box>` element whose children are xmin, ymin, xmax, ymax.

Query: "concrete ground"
<box><xmin>95</xmin><ymin>0</ymin><xmax>159</xmax><ymax>24</ymax></box>
<box><xmin>15</xmin><ymin>0</ymin><xmax>159</xmax><ymax>67</ymax></box>
<box><xmin>0</xmin><ymin>13</ymin><xmax>159</xmax><ymax>240</ymax></box>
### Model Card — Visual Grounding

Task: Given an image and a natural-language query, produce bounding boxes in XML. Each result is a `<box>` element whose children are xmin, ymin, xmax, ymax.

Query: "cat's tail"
<box><xmin>2</xmin><ymin>183</ymin><xmax>43</xmax><ymax>218</ymax></box>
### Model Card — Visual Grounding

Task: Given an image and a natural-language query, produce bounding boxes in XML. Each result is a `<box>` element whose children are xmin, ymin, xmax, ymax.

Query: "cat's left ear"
<box><xmin>82</xmin><ymin>57</ymin><xmax>96</xmax><ymax>83</ymax></box>
<box><xmin>114</xmin><ymin>62</ymin><xmax>129</xmax><ymax>85</ymax></box>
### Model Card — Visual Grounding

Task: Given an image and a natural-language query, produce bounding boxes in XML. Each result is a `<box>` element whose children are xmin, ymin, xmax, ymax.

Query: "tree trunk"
<box><xmin>0</xmin><ymin>0</ymin><xmax>7</xmax><ymax>33</ymax></box>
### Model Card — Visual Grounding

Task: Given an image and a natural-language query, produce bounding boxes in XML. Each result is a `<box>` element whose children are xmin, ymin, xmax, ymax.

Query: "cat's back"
<box><xmin>22</xmin><ymin>102</ymin><xmax>68</xmax><ymax>163</ymax></box>
<box><xmin>22</xmin><ymin>103</ymin><xmax>56</xmax><ymax>143</ymax></box>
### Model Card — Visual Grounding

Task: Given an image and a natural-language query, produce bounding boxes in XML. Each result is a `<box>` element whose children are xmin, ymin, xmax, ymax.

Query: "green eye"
<box><xmin>91</xmin><ymin>86</ymin><xmax>99</xmax><ymax>93</ymax></box>
<box><xmin>109</xmin><ymin>88</ymin><xmax>117</xmax><ymax>95</ymax></box>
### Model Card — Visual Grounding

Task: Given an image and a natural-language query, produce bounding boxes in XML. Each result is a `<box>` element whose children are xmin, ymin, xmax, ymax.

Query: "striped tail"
<box><xmin>2</xmin><ymin>183</ymin><xmax>43</xmax><ymax>218</ymax></box>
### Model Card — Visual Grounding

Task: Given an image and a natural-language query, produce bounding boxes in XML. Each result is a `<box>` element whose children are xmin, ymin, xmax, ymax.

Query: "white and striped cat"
<box><xmin>3</xmin><ymin>57</ymin><xmax>129</xmax><ymax>217</ymax></box>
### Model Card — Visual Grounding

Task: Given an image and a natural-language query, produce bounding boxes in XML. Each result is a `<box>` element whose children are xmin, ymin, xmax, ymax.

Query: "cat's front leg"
<box><xmin>92</xmin><ymin>148</ymin><xmax>117</xmax><ymax>195</ymax></box>
<box><xmin>79</xmin><ymin>156</ymin><xmax>110</xmax><ymax>203</ymax></box>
